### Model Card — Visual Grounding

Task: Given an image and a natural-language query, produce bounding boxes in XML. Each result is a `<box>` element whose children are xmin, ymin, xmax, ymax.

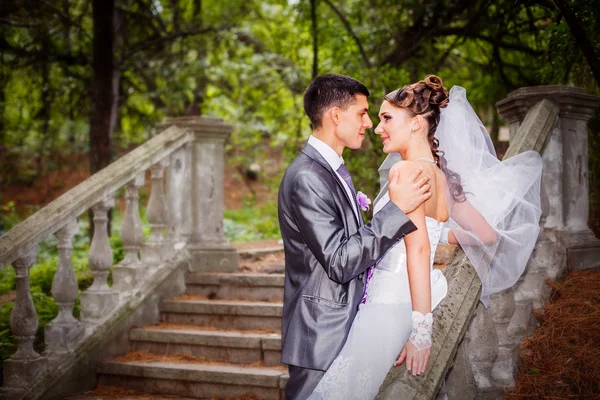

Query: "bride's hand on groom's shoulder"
<box><xmin>388</xmin><ymin>162</ymin><xmax>432</xmax><ymax>215</ymax></box>
<box><xmin>394</xmin><ymin>340</ymin><xmax>431</xmax><ymax>377</ymax></box>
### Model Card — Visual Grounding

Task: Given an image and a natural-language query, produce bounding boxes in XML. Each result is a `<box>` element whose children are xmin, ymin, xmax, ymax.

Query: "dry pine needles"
<box><xmin>506</xmin><ymin>269</ymin><xmax>600</xmax><ymax>399</ymax></box>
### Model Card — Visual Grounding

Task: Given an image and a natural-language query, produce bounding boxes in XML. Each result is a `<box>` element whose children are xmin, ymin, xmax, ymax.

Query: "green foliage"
<box><xmin>224</xmin><ymin>198</ymin><xmax>280</xmax><ymax>242</ymax></box>
<box><xmin>0</xmin><ymin>202</ymin><xmax>21</xmax><ymax>233</ymax></box>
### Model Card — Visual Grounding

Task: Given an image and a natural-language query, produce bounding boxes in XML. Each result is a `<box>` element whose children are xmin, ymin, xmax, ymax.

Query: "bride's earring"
<box><xmin>410</xmin><ymin>126</ymin><xmax>416</xmax><ymax>137</ymax></box>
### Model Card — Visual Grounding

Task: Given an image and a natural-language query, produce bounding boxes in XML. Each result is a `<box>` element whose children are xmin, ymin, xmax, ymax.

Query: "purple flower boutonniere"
<box><xmin>356</xmin><ymin>191</ymin><xmax>372</xmax><ymax>211</ymax></box>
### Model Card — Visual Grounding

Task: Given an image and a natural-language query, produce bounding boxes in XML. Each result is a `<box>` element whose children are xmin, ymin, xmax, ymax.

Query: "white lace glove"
<box><xmin>409</xmin><ymin>311</ymin><xmax>433</xmax><ymax>350</ymax></box>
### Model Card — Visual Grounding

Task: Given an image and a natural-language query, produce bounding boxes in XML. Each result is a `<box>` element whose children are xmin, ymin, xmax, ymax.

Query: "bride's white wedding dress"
<box><xmin>307</xmin><ymin>192</ymin><xmax>448</xmax><ymax>400</ymax></box>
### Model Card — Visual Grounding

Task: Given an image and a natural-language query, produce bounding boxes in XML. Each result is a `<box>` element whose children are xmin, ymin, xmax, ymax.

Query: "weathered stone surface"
<box><xmin>98</xmin><ymin>361</ymin><xmax>285</xmax><ymax>399</ymax></box>
<box><xmin>51</xmin><ymin>219</ymin><xmax>80</xmax><ymax>323</ymax></box>
<box><xmin>161</xmin><ymin>299</ymin><xmax>283</xmax><ymax>316</ymax></box>
<box><xmin>568</xmin><ymin>246</ymin><xmax>600</xmax><ymax>271</ymax></box>
<box><xmin>144</xmin><ymin>160</ymin><xmax>170</xmax><ymax>265</ymax></box>
<box><xmin>490</xmin><ymin>288</ymin><xmax>518</xmax><ymax>388</ymax></box>
<box><xmin>3</xmin><ymin>357</ymin><xmax>47</xmax><ymax>389</ymax></box>
<box><xmin>185</xmin><ymin>272</ymin><xmax>284</xmax><ymax>301</ymax></box>
<box><xmin>188</xmin><ymin>246</ymin><xmax>240</xmax><ymax>273</ymax></box>
<box><xmin>186</xmin><ymin>272</ymin><xmax>285</xmax><ymax>287</ymax></box>
<box><xmin>496</xmin><ymin>85</ymin><xmax>600</xmax><ymax>125</ymax></box>
<box><xmin>130</xmin><ymin>328</ymin><xmax>281</xmax><ymax>365</ymax></box>
<box><xmin>160</xmin><ymin>299</ymin><xmax>283</xmax><ymax>331</ymax></box>
<box><xmin>160</xmin><ymin>117</ymin><xmax>239</xmax><ymax>273</ymax></box>
<box><xmin>502</xmin><ymin>99</ymin><xmax>558</xmax><ymax>160</ymax></box>
<box><xmin>442</xmin><ymin>337</ymin><xmax>477</xmax><ymax>400</ymax></box>
<box><xmin>167</xmin><ymin>144</ymin><xmax>193</xmax><ymax>244</ymax></box>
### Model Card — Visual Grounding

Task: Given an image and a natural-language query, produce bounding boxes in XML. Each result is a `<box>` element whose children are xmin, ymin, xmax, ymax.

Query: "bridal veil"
<box><xmin>377</xmin><ymin>86</ymin><xmax>543</xmax><ymax>306</ymax></box>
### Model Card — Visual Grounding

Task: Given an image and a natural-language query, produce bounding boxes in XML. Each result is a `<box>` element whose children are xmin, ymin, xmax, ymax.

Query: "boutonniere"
<box><xmin>356</xmin><ymin>191</ymin><xmax>372</xmax><ymax>211</ymax></box>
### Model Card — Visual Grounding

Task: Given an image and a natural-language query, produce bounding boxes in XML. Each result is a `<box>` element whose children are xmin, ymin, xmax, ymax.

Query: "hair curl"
<box><xmin>384</xmin><ymin>75</ymin><xmax>465</xmax><ymax>202</ymax></box>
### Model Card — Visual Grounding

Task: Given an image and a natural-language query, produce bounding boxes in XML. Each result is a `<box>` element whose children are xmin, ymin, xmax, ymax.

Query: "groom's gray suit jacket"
<box><xmin>278</xmin><ymin>144</ymin><xmax>417</xmax><ymax>371</ymax></box>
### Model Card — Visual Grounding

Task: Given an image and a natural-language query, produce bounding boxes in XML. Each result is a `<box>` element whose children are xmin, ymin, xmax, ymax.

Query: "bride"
<box><xmin>307</xmin><ymin>75</ymin><xmax>542</xmax><ymax>399</ymax></box>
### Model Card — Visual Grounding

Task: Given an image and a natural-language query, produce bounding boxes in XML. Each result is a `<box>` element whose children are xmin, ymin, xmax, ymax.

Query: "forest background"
<box><xmin>0</xmin><ymin>0</ymin><xmax>599</xmax><ymax>377</ymax></box>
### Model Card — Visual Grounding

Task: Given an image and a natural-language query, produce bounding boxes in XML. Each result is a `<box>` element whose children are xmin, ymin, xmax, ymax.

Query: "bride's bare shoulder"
<box><xmin>389</xmin><ymin>160</ymin><xmax>423</xmax><ymax>177</ymax></box>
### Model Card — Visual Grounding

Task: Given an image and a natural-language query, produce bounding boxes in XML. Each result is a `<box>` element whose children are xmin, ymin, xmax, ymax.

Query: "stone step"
<box><xmin>160</xmin><ymin>299</ymin><xmax>283</xmax><ymax>331</ymax></box>
<box><xmin>98</xmin><ymin>360</ymin><xmax>288</xmax><ymax>400</ymax></box>
<box><xmin>130</xmin><ymin>327</ymin><xmax>282</xmax><ymax>366</ymax></box>
<box><xmin>185</xmin><ymin>272</ymin><xmax>285</xmax><ymax>302</ymax></box>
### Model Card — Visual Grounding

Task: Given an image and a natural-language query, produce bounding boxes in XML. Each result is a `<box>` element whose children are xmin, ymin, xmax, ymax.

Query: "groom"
<box><xmin>278</xmin><ymin>74</ymin><xmax>431</xmax><ymax>399</ymax></box>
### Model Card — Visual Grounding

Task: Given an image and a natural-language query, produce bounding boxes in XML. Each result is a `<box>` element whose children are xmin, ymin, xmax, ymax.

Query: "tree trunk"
<box><xmin>89</xmin><ymin>0</ymin><xmax>117</xmax><ymax>239</ymax></box>
<box><xmin>311</xmin><ymin>0</ymin><xmax>318</xmax><ymax>79</ymax></box>
<box><xmin>553</xmin><ymin>0</ymin><xmax>600</xmax><ymax>85</ymax></box>
<box><xmin>89</xmin><ymin>0</ymin><xmax>115</xmax><ymax>175</ymax></box>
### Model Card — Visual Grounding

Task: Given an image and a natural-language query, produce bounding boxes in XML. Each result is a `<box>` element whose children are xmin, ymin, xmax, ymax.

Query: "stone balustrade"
<box><xmin>0</xmin><ymin>117</ymin><xmax>238</xmax><ymax>400</ymax></box>
<box><xmin>378</xmin><ymin>86</ymin><xmax>600</xmax><ymax>400</ymax></box>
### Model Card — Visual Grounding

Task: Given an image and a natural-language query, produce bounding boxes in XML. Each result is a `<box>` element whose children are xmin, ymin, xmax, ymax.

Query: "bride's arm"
<box><xmin>444</xmin><ymin>200</ymin><xmax>497</xmax><ymax>246</ymax></box>
<box><xmin>404</xmin><ymin>204</ymin><xmax>431</xmax><ymax>315</ymax></box>
<box><xmin>393</xmin><ymin>161</ymin><xmax>432</xmax><ymax>376</ymax></box>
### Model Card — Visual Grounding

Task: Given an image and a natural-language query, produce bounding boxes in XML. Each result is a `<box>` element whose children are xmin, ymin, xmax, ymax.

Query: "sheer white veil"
<box><xmin>376</xmin><ymin>86</ymin><xmax>543</xmax><ymax>306</ymax></box>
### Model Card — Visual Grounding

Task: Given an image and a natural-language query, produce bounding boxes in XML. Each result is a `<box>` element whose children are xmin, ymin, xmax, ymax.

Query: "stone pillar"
<box><xmin>3</xmin><ymin>246</ymin><xmax>48</xmax><ymax>391</ymax></box>
<box><xmin>45</xmin><ymin>219</ymin><xmax>85</xmax><ymax>358</ymax></box>
<box><xmin>167</xmin><ymin>143</ymin><xmax>193</xmax><ymax>249</ymax></box>
<box><xmin>158</xmin><ymin>117</ymin><xmax>238</xmax><ymax>272</ymax></box>
<box><xmin>497</xmin><ymin>86</ymin><xmax>600</xmax><ymax>270</ymax></box>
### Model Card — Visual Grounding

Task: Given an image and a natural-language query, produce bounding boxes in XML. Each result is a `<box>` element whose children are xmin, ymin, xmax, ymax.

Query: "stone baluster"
<box><xmin>167</xmin><ymin>143</ymin><xmax>192</xmax><ymax>250</ymax></box>
<box><xmin>157</xmin><ymin>117</ymin><xmax>238</xmax><ymax>272</ymax></box>
<box><xmin>113</xmin><ymin>174</ymin><xmax>145</xmax><ymax>291</ymax></box>
<box><xmin>80</xmin><ymin>195</ymin><xmax>118</xmax><ymax>321</ymax></box>
<box><xmin>44</xmin><ymin>219</ymin><xmax>85</xmax><ymax>357</ymax></box>
<box><xmin>490</xmin><ymin>288</ymin><xmax>517</xmax><ymax>388</ymax></box>
<box><xmin>143</xmin><ymin>159</ymin><xmax>170</xmax><ymax>264</ymax></box>
<box><xmin>466</xmin><ymin>304</ymin><xmax>499</xmax><ymax>396</ymax></box>
<box><xmin>3</xmin><ymin>247</ymin><xmax>48</xmax><ymax>389</ymax></box>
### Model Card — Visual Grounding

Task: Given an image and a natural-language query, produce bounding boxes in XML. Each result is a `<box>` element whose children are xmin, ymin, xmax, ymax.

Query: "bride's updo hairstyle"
<box><xmin>385</xmin><ymin>75</ymin><xmax>466</xmax><ymax>202</ymax></box>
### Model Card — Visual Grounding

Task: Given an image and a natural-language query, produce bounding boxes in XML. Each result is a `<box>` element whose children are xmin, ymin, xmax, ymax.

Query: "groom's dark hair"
<box><xmin>303</xmin><ymin>74</ymin><xmax>370</xmax><ymax>129</ymax></box>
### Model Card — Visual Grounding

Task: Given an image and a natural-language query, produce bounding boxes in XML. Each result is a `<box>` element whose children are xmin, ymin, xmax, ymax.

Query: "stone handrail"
<box><xmin>0</xmin><ymin>116</ymin><xmax>239</xmax><ymax>400</ymax></box>
<box><xmin>376</xmin><ymin>86</ymin><xmax>600</xmax><ymax>399</ymax></box>
<box><xmin>0</xmin><ymin>125</ymin><xmax>192</xmax><ymax>270</ymax></box>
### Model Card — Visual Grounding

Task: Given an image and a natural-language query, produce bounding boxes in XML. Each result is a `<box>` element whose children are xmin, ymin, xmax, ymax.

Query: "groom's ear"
<box><xmin>329</xmin><ymin>107</ymin><xmax>341</xmax><ymax>126</ymax></box>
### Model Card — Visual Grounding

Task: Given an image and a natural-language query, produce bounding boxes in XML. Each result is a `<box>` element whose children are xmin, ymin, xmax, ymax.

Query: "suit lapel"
<box><xmin>301</xmin><ymin>144</ymin><xmax>363</xmax><ymax>226</ymax></box>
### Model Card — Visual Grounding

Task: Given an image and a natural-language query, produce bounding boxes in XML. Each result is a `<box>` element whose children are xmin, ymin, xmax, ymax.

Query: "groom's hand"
<box><xmin>388</xmin><ymin>165</ymin><xmax>431</xmax><ymax>214</ymax></box>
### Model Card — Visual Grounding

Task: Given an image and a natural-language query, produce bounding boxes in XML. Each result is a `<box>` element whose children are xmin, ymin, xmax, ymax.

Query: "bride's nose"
<box><xmin>374</xmin><ymin>123</ymin><xmax>383</xmax><ymax>134</ymax></box>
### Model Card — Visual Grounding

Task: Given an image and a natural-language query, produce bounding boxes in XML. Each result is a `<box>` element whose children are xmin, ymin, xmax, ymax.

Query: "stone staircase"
<box><xmin>94</xmin><ymin>272</ymin><xmax>288</xmax><ymax>400</ymax></box>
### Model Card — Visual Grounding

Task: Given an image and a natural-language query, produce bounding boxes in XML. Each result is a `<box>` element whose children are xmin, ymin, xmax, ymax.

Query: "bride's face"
<box><xmin>375</xmin><ymin>101</ymin><xmax>413</xmax><ymax>153</ymax></box>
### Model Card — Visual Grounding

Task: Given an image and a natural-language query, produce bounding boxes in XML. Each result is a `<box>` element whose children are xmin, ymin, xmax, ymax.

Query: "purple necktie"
<box><xmin>336</xmin><ymin>164</ymin><xmax>374</xmax><ymax>303</ymax></box>
<box><xmin>336</xmin><ymin>164</ymin><xmax>362</xmax><ymax>220</ymax></box>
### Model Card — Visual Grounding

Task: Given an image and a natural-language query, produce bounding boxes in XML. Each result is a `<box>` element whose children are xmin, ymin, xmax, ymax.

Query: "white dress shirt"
<box><xmin>307</xmin><ymin>135</ymin><xmax>360</xmax><ymax>222</ymax></box>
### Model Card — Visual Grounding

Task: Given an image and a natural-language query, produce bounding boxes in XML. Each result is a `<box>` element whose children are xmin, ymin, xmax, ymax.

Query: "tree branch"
<box><xmin>552</xmin><ymin>0</ymin><xmax>600</xmax><ymax>85</ymax></box>
<box><xmin>321</xmin><ymin>0</ymin><xmax>372</xmax><ymax>68</ymax></box>
<box><xmin>0</xmin><ymin>37</ymin><xmax>88</xmax><ymax>66</ymax></box>
<box><xmin>121</xmin><ymin>26</ymin><xmax>225</xmax><ymax>63</ymax></box>
<box><xmin>436</xmin><ymin>27</ymin><xmax>544</xmax><ymax>56</ymax></box>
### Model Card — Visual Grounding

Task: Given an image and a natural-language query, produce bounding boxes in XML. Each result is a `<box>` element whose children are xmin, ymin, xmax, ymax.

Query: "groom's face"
<box><xmin>334</xmin><ymin>94</ymin><xmax>373</xmax><ymax>150</ymax></box>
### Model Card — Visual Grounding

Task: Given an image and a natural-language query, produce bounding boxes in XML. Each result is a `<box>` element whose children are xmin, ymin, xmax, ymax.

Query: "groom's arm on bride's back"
<box><xmin>288</xmin><ymin>172</ymin><xmax>417</xmax><ymax>284</ymax></box>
